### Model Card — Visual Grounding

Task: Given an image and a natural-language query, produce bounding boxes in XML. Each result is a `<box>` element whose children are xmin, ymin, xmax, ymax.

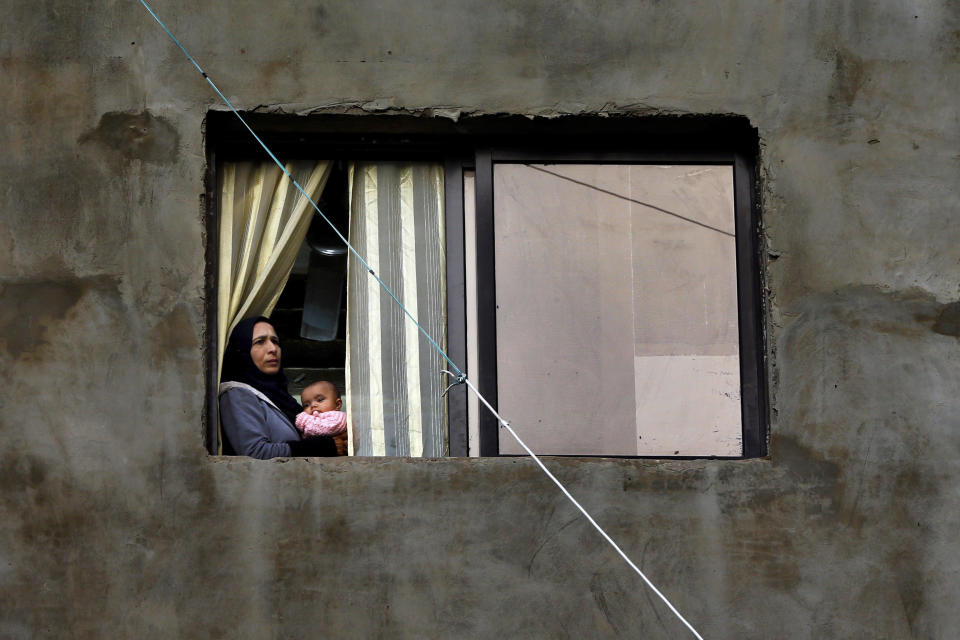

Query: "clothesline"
<box><xmin>135</xmin><ymin>1</ymin><xmax>705</xmax><ymax>638</ymax></box>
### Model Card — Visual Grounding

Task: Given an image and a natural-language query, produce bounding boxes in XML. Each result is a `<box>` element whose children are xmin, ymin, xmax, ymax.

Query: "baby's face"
<box><xmin>301</xmin><ymin>382</ymin><xmax>342</xmax><ymax>414</ymax></box>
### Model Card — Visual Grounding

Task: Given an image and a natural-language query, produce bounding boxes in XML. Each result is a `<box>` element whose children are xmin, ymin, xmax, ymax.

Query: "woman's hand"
<box><xmin>287</xmin><ymin>435</ymin><xmax>338</xmax><ymax>457</ymax></box>
<box><xmin>332</xmin><ymin>431</ymin><xmax>348</xmax><ymax>456</ymax></box>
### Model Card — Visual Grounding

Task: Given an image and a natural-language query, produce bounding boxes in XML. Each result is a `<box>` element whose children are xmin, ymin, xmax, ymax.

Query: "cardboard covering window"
<box><xmin>493</xmin><ymin>164</ymin><xmax>741</xmax><ymax>457</ymax></box>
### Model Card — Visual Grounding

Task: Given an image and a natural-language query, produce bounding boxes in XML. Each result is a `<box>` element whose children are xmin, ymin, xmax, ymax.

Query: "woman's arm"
<box><xmin>219</xmin><ymin>388</ymin><xmax>293</xmax><ymax>459</ymax></box>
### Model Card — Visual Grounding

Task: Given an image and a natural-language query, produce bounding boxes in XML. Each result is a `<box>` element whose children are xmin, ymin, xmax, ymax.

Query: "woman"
<box><xmin>219</xmin><ymin>316</ymin><xmax>338</xmax><ymax>459</ymax></box>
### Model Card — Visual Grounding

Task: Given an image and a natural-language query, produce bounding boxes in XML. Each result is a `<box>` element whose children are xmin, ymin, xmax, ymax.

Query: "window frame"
<box><xmin>474</xmin><ymin>149</ymin><xmax>765</xmax><ymax>458</ymax></box>
<box><xmin>204</xmin><ymin>112</ymin><xmax>766</xmax><ymax>458</ymax></box>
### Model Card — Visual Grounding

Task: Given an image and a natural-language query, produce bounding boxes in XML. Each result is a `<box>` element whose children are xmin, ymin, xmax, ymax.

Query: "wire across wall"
<box><xmin>136</xmin><ymin>2</ymin><xmax>707</xmax><ymax>637</ymax></box>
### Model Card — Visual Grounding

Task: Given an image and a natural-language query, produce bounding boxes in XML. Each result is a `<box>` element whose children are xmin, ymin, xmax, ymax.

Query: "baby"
<box><xmin>297</xmin><ymin>380</ymin><xmax>348</xmax><ymax>455</ymax></box>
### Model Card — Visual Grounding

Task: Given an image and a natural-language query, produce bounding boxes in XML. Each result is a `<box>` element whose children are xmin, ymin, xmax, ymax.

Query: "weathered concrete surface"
<box><xmin>2</xmin><ymin>1</ymin><xmax>959</xmax><ymax>638</ymax></box>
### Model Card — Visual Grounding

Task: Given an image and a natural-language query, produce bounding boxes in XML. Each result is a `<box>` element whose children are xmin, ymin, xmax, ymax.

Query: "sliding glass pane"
<box><xmin>493</xmin><ymin>164</ymin><xmax>741</xmax><ymax>456</ymax></box>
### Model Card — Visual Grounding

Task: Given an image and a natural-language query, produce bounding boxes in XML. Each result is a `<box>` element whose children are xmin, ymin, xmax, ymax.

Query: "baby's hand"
<box><xmin>294</xmin><ymin>412</ymin><xmax>310</xmax><ymax>433</ymax></box>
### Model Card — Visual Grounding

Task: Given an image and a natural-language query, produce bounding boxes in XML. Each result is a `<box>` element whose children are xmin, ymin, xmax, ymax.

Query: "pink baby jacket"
<box><xmin>295</xmin><ymin>410</ymin><xmax>347</xmax><ymax>437</ymax></box>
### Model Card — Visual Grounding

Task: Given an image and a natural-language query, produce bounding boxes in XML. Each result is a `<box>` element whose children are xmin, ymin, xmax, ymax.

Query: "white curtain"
<box><xmin>345</xmin><ymin>162</ymin><xmax>448</xmax><ymax>457</ymax></box>
<box><xmin>217</xmin><ymin>160</ymin><xmax>333</xmax><ymax>378</ymax></box>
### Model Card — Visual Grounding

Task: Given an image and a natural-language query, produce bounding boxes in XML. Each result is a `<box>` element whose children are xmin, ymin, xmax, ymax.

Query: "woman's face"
<box><xmin>250</xmin><ymin>321</ymin><xmax>281</xmax><ymax>375</ymax></box>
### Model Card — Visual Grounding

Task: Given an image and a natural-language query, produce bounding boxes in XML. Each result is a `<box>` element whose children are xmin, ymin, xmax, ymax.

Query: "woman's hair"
<box><xmin>221</xmin><ymin>316</ymin><xmax>302</xmax><ymax>424</ymax></box>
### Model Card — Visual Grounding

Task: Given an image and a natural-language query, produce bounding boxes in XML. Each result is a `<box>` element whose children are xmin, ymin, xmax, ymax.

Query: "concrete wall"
<box><xmin>2</xmin><ymin>1</ymin><xmax>958</xmax><ymax>637</ymax></box>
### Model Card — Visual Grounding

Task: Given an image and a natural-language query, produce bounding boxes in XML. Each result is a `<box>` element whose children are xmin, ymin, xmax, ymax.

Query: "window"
<box><xmin>206</xmin><ymin>114</ymin><xmax>766</xmax><ymax>458</ymax></box>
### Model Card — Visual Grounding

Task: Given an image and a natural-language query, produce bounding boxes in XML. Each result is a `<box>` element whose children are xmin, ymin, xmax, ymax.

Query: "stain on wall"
<box><xmin>79</xmin><ymin>111</ymin><xmax>179</xmax><ymax>164</ymax></box>
<box><xmin>932</xmin><ymin>301</ymin><xmax>960</xmax><ymax>338</ymax></box>
<box><xmin>829</xmin><ymin>48</ymin><xmax>867</xmax><ymax>107</ymax></box>
<box><xmin>148</xmin><ymin>303</ymin><xmax>198</xmax><ymax>365</ymax></box>
<box><xmin>0</xmin><ymin>276</ymin><xmax>118</xmax><ymax>359</ymax></box>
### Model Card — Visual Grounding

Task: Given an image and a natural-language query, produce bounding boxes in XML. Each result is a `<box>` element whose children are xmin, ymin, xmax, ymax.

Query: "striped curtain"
<box><xmin>345</xmin><ymin>163</ymin><xmax>448</xmax><ymax>456</ymax></box>
<box><xmin>217</xmin><ymin>160</ymin><xmax>332</xmax><ymax>378</ymax></box>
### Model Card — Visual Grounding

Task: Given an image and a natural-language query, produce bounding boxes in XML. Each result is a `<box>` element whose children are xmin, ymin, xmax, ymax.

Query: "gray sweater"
<box><xmin>219</xmin><ymin>386</ymin><xmax>300</xmax><ymax>459</ymax></box>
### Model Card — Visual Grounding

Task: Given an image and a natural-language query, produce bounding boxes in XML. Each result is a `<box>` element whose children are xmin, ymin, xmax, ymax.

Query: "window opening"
<box><xmin>208</xmin><ymin>113</ymin><xmax>765</xmax><ymax>459</ymax></box>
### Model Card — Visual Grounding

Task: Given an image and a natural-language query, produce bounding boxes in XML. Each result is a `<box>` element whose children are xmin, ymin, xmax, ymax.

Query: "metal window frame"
<box><xmin>204</xmin><ymin>112</ymin><xmax>766</xmax><ymax>458</ymax></box>
<box><xmin>473</xmin><ymin>149</ymin><xmax>766</xmax><ymax>459</ymax></box>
